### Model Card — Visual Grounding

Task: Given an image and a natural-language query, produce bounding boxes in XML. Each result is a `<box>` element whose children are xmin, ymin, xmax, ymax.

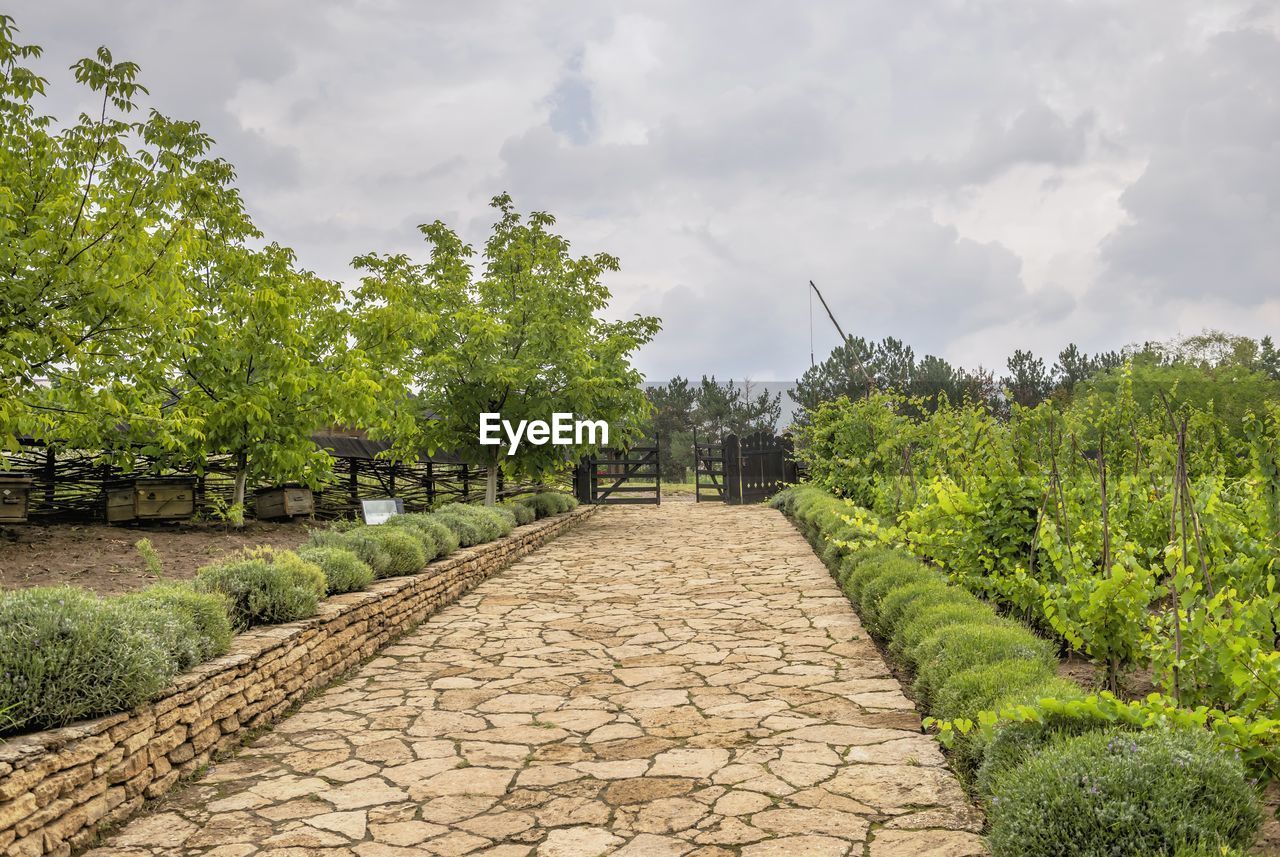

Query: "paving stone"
<box><xmin>81</xmin><ymin>501</ymin><xmax>982</xmax><ymax>855</ymax></box>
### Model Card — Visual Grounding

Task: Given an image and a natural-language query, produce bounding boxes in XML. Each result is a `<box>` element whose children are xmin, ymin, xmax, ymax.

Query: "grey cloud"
<box><xmin>1101</xmin><ymin>26</ymin><xmax>1280</xmax><ymax>305</ymax></box>
<box><xmin>6</xmin><ymin>0</ymin><xmax>1278</xmax><ymax>381</ymax></box>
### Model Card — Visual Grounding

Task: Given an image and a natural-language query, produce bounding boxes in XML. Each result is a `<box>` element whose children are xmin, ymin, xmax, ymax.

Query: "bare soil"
<box><xmin>0</xmin><ymin>519</ymin><xmax>314</xmax><ymax>596</ymax></box>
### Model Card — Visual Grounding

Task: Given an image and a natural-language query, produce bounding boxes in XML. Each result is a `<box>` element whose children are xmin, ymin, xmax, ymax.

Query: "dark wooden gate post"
<box><xmin>723</xmin><ymin>434</ymin><xmax>741</xmax><ymax>504</ymax></box>
<box><xmin>574</xmin><ymin>457</ymin><xmax>595</xmax><ymax>504</ymax></box>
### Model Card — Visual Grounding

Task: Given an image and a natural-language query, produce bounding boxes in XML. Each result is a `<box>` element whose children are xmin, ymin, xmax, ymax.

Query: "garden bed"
<box><xmin>773</xmin><ymin>485</ymin><xmax>1267</xmax><ymax>856</ymax></box>
<box><xmin>0</xmin><ymin>521</ymin><xmax>311</xmax><ymax>596</ymax></box>
<box><xmin>0</xmin><ymin>505</ymin><xmax>595</xmax><ymax>857</ymax></box>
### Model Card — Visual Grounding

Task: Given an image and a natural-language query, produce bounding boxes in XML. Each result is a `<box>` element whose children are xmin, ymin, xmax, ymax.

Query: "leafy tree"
<box><xmin>352</xmin><ymin>194</ymin><xmax>660</xmax><ymax>505</ymax></box>
<box><xmin>172</xmin><ymin>242</ymin><xmax>377</xmax><ymax>516</ymax></box>
<box><xmin>0</xmin><ymin>18</ymin><xmax>243</xmax><ymax>454</ymax></box>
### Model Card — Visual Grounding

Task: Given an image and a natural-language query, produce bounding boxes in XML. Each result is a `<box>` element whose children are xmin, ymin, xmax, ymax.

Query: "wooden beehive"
<box><xmin>254</xmin><ymin>485</ymin><xmax>315</xmax><ymax>519</ymax></box>
<box><xmin>105</xmin><ymin>477</ymin><xmax>196</xmax><ymax>523</ymax></box>
<box><xmin>0</xmin><ymin>474</ymin><xmax>33</xmax><ymax>523</ymax></box>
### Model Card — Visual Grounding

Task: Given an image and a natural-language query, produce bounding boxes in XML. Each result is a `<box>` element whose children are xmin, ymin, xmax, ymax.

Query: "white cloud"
<box><xmin>9</xmin><ymin>0</ymin><xmax>1278</xmax><ymax>381</ymax></box>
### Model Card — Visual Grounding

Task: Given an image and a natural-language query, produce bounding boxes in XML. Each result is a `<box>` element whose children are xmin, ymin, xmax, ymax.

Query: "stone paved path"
<box><xmin>85</xmin><ymin>501</ymin><xmax>985</xmax><ymax>857</ymax></box>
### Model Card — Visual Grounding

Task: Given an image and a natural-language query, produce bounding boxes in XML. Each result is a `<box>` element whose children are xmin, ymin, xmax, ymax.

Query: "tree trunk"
<box><xmin>232</xmin><ymin>451</ymin><xmax>248</xmax><ymax>527</ymax></box>
<box><xmin>484</xmin><ymin>461</ymin><xmax>499</xmax><ymax>506</ymax></box>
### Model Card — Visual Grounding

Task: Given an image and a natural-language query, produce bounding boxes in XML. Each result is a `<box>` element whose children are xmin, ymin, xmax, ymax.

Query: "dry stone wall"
<box><xmin>0</xmin><ymin>506</ymin><xmax>595</xmax><ymax>857</ymax></box>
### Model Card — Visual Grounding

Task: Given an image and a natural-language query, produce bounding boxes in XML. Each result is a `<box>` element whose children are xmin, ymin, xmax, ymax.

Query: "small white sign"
<box><xmin>361</xmin><ymin>498</ymin><xmax>404</xmax><ymax>525</ymax></box>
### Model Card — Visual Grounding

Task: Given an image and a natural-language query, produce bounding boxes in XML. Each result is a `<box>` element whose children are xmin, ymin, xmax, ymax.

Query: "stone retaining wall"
<box><xmin>0</xmin><ymin>506</ymin><xmax>596</xmax><ymax>857</ymax></box>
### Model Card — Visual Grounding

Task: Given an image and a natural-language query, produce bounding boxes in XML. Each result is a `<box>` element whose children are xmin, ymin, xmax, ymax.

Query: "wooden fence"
<box><xmin>0</xmin><ymin>434</ymin><xmax>530</xmax><ymax>522</ymax></box>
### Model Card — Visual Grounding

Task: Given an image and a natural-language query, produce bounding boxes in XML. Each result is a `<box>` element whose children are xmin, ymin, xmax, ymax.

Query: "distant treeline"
<box><xmin>645</xmin><ymin>330</ymin><xmax>1280</xmax><ymax>481</ymax></box>
<box><xmin>791</xmin><ymin>329</ymin><xmax>1280</xmax><ymax>417</ymax></box>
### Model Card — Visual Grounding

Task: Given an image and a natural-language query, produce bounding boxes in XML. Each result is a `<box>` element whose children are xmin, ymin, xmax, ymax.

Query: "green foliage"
<box><xmin>791</xmin><ymin>367</ymin><xmax>1280</xmax><ymax>765</ymax></box>
<box><xmin>119</xmin><ymin>582</ymin><xmax>233</xmax><ymax>668</ymax></box>
<box><xmin>932</xmin><ymin>660</ymin><xmax>1062</xmax><ymax>723</ymax></box>
<box><xmin>522</xmin><ymin>492</ymin><xmax>578</xmax><ymax>519</ymax></box>
<box><xmin>975</xmin><ymin>709</ymin><xmax>1117</xmax><ymax>798</ymax></box>
<box><xmin>362</xmin><ymin>526</ymin><xmax>427</xmax><ymax>577</ymax></box>
<box><xmin>422</xmin><ymin>517</ymin><xmax>459</xmax><ymax>557</ymax></box>
<box><xmin>173</xmin><ymin>242</ymin><xmax>376</xmax><ymax>510</ymax></box>
<box><xmin>987</xmin><ymin>729</ymin><xmax>1261</xmax><ymax>857</ymax></box>
<box><xmin>890</xmin><ymin>602</ymin><xmax>1005</xmax><ymax>668</ymax></box>
<box><xmin>193</xmin><ymin>547</ymin><xmax>325</xmax><ymax>630</ymax></box>
<box><xmin>320</xmin><ymin>529</ymin><xmax>390</xmax><ymax>575</ymax></box>
<box><xmin>911</xmin><ymin>623</ymin><xmax>1056</xmax><ymax>706</ymax></box>
<box><xmin>432</xmin><ymin>503</ymin><xmax>514</xmax><ymax>547</ymax></box>
<box><xmin>0</xmin><ymin>587</ymin><xmax>173</xmax><ymax>733</ymax></box>
<box><xmin>351</xmin><ymin>194</ymin><xmax>660</xmax><ymax>505</ymax></box>
<box><xmin>491</xmin><ymin>506</ymin><xmax>518</xmax><ymax>530</ymax></box>
<box><xmin>134</xmin><ymin>538</ymin><xmax>163</xmax><ymax>578</ymax></box>
<box><xmin>296</xmin><ymin>546</ymin><xmax>374</xmax><ymax>594</ymax></box>
<box><xmin>383</xmin><ymin>514</ymin><xmax>443</xmax><ymax>561</ymax></box>
<box><xmin>0</xmin><ymin>17</ymin><xmax>249</xmax><ymax>455</ymax></box>
<box><xmin>855</xmin><ymin>563</ymin><xmax>943</xmax><ymax>635</ymax></box>
<box><xmin>505</xmin><ymin>501</ymin><xmax>535</xmax><ymax>525</ymax></box>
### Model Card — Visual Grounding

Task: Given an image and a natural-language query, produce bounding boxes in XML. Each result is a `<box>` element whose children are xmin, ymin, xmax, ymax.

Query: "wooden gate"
<box><xmin>722</xmin><ymin>432</ymin><xmax>796</xmax><ymax>505</ymax></box>
<box><xmin>694</xmin><ymin>440</ymin><xmax>725</xmax><ymax>502</ymax></box>
<box><xmin>573</xmin><ymin>444</ymin><xmax>661</xmax><ymax>505</ymax></box>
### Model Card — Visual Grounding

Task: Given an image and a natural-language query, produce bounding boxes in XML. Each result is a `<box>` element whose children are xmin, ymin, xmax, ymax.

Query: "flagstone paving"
<box><xmin>84</xmin><ymin>500</ymin><xmax>985</xmax><ymax>856</ymax></box>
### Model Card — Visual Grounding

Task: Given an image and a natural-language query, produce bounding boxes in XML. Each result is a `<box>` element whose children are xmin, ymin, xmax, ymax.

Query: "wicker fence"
<box><xmin>1</xmin><ymin>432</ymin><xmax>528</xmax><ymax>522</ymax></box>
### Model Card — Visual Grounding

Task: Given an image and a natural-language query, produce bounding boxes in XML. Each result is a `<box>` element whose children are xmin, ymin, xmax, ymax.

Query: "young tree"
<box><xmin>353</xmin><ymin>194</ymin><xmax>660</xmax><ymax>505</ymax></box>
<box><xmin>172</xmin><ymin>242</ymin><xmax>377</xmax><ymax>517</ymax></box>
<box><xmin>909</xmin><ymin>354</ymin><xmax>961</xmax><ymax>412</ymax></box>
<box><xmin>0</xmin><ymin>18</ymin><xmax>244</xmax><ymax>454</ymax></box>
<box><xmin>694</xmin><ymin>376</ymin><xmax>739</xmax><ymax>438</ymax></box>
<box><xmin>647</xmin><ymin>376</ymin><xmax>696</xmax><ymax>480</ymax></box>
<box><xmin>734</xmin><ymin>379</ymin><xmax>783</xmax><ymax>435</ymax></box>
<box><xmin>1002</xmin><ymin>349</ymin><xmax>1055</xmax><ymax>408</ymax></box>
<box><xmin>790</xmin><ymin>337</ymin><xmax>877</xmax><ymax>413</ymax></box>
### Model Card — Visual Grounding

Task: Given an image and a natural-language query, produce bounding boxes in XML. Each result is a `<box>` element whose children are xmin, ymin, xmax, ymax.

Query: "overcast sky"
<box><xmin>10</xmin><ymin>1</ymin><xmax>1280</xmax><ymax>382</ymax></box>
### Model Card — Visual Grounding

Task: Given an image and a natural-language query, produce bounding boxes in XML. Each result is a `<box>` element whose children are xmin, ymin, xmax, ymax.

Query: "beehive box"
<box><xmin>255</xmin><ymin>485</ymin><xmax>315</xmax><ymax>519</ymax></box>
<box><xmin>0</xmin><ymin>474</ymin><xmax>33</xmax><ymax>523</ymax></box>
<box><xmin>105</xmin><ymin>476</ymin><xmax>197</xmax><ymax>523</ymax></box>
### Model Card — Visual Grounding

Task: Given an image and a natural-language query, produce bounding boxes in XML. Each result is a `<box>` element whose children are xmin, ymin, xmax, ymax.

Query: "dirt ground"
<box><xmin>0</xmin><ymin>519</ymin><xmax>314</xmax><ymax>596</ymax></box>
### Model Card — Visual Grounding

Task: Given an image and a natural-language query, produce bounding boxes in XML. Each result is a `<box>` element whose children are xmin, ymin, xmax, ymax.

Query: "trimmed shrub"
<box><xmin>857</xmin><ymin>563</ymin><xmax>943</xmax><ymax>635</ymax></box>
<box><xmin>297</xmin><ymin>546</ymin><xmax>374</xmax><ymax>594</ymax></box>
<box><xmin>304</xmin><ymin>528</ymin><xmax>348</xmax><ymax>550</ymax></box>
<box><xmin>120</xmin><ymin>582</ymin><xmax>233</xmax><ymax>668</ymax></box>
<box><xmin>422</xmin><ymin>517</ymin><xmax>460</xmax><ymax>557</ymax></box>
<box><xmin>976</xmin><ymin>709</ymin><xmax>1120</xmax><ymax>797</ymax></box>
<box><xmin>524</xmin><ymin>491</ymin><xmax>578</xmax><ymax>518</ymax></box>
<box><xmin>194</xmin><ymin>548</ymin><xmax>326</xmax><ymax>630</ymax></box>
<box><xmin>832</xmin><ymin>545</ymin><xmax>900</xmax><ymax>586</ymax></box>
<box><xmin>932</xmin><ymin>659</ymin><xmax>1059</xmax><ymax>723</ymax></box>
<box><xmin>987</xmin><ymin>728</ymin><xmax>1261</xmax><ymax>857</ymax></box>
<box><xmin>492</xmin><ymin>506</ymin><xmax>518</xmax><ymax>530</ymax></box>
<box><xmin>332</xmin><ymin>529</ymin><xmax>392</xmax><ymax>575</ymax></box>
<box><xmin>841</xmin><ymin>551</ymin><xmax>920</xmax><ymax>604</ymax></box>
<box><xmin>363</xmin><ymin>526</ymin><xmax>427</xmax><ymax>577</ymax></box>
<box><xmin>383</xmin><ymin>514</ymin><xmax>443</xmax><ymax>560</ymax></box>
<box><xmin>0</xmin><ymin>587</ymin><xmax>174</xmax><ymax>733</ymax></box>
<box><xmin>912</xmin><ymin>622</ymin><xmax>1056</xmax><ymax>705</ymax></box>
<box><xmin>505</xmin><ymin>501</ymin><xmax>536</xmax><ymax>525</ymax></box>
<box><xmin>875</xmin><ymin>579</ymin><xmax>960</xmax><ymax>638</ymax></box>
<box><xmin>432</xmin><ymin>503</ymin><xmax>513</xmax><ymax>546</ymax></box>
<box><xmin>890</xmin><ymin>601</ymin><xmax>1006</xmax><ymax>669</ymax></box>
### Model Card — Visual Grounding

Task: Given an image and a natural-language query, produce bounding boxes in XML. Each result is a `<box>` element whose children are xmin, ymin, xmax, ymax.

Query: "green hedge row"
<box><xmin>772</xmin><ymin>485</ymin><xmax>1260</xmax><ymax>857</ymax></box>
<box><xmin>0</xmin><ymin>495</ymin><xmax>576</xmax><ymax>736</ymax></box>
